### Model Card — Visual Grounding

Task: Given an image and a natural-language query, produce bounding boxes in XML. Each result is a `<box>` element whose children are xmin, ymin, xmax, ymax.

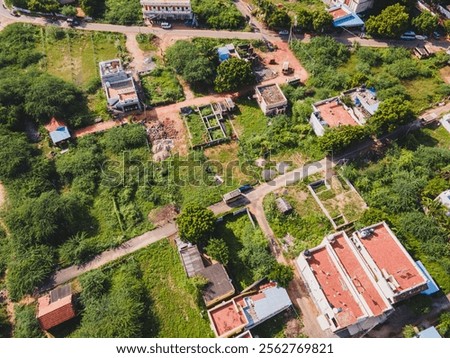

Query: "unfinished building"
<box><xmin>99</xmin><ymin>59</ymin><xmax>141</xmax><ymax>113</ymax></box>
<box><xmin>255</xmin><ymin>83</ymin><xmax>288</xmax><ymax>116</ymax></box>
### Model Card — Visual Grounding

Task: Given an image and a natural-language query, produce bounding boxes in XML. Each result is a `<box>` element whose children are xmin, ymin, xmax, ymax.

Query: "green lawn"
<box><xmin>234</xmin><ymin>98</ymin><xmax>268</xmax><ymax>140</ymax></box>
<box><xmin>141</xmin><ymin>68</ymin><xmax>185</xmax><ymax>106</ymax></box>
<box><xmin>422</xmin><ymin>125</ymin><xmax>450</xmax><ymax>148</ymax></box>
<box><xmin>37</xmin><ymin>27</ymin><xmax>126</xmax><ymax>90</ymax></box>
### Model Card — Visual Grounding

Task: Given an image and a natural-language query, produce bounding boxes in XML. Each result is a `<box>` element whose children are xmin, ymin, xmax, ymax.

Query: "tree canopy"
<box><xmin>366</xmin><ymin>4</ymin><xmax>409</xmax><ymax>38</ymax></box>
<box><xmin>191</xmin><ymin>0</ymin><xmax>245</xmax><ymax>30</ymax></box>
<box><xmin>214</xmin><ymin>58</ymin><xmax>255</xmax><ymax>92</ymax></box>
<box><xmin>206</xmin><ymin>238</ymin><xmax>229</xmax><ymax>265</ymax></box>
<box><xmin>412</xmin><ymin>11</ymin><xmax>438</xmax><ymax>35</ymax></box>
<box><xmin>177</xmin><ymin>204</ymin><xmax>216</xmax><ymax>244</ymax></box>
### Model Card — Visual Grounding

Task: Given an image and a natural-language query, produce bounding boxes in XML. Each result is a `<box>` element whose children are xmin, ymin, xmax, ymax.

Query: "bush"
<box><xmin>177</xmin><ymin>204</ymin><xmax>215</xmax><ymax>245</ymax></box>
<box><xmin>13</xmin><ymin>304</ymin><xmax>43</xmax><ymax>338</ymax></box>
<box><xmin>102</xmin><ymin>124</ymin><xmax>147</xmax><ymax>154</ymax></box>
<box><xmin>206</xmin><ymin>238</ymin><xmax>229</xmax><ymax>265</ymax></box>
<box><xmin>191</xmin><ymin>0</ymin><xmax>245</xmax><ymax>30</ymax></box>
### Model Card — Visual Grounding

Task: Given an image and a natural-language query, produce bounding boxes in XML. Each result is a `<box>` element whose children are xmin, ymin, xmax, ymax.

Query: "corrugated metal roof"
<box><xmin>49</xmin><ymin>126</ymin><xmax>70</xmax><ymax>144</ymax></box>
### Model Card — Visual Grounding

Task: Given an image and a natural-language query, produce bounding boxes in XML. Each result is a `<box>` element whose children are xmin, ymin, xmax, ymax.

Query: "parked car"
<box><xmin>400</xmin><ymin>35</ymin><xmax>415</xmax><ymax>41</ymax></box>
<box><xmin>10</xmin><ymin>9</ymin><xmax>20</xmax><ymax>17</ymax></box>
<box><xmin>239</xmin><ymin>184</ymin><xmax>253</xmax><ymax>193</ymax></box>
<box><xmin>433</xmin><ymin>31</ymin><xmax>441</xmax><ymax>39</ymax></box>
<box><xmin>415</xmin><ymin>35</ymin><xmax>428</xmax><ymax>40</ymax></box>
<box><xmin>278</xmin><ymin>29</ymin><xmax>289</xmax><ymax>36</ymax></box>
<box><xmin>161</xmin><ymin>22</ymin><xmax>172</xmax><ymax>29</ymax></box>
<box><xmin>403</xmin><ymin>31</ymin><xmax>416</xmax><ymax>37</ymax></box>
<box><xmin>67</xmin><ymin>18</ymin><xmax>80</xmax><ymax>27</ymax></box>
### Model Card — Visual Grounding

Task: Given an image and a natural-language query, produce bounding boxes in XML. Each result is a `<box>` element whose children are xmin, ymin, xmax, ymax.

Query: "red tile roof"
<box><xmin>37</xmin><ymin>295</ymin><xmax>76</xmax><ymax>331</ymax></box>
<box><xmin>309</xmin><ymin>247</ymin><xmax>364</xmax><ymax>327</ymax></box>
<box><xmin>316</xmin><ymin>101</ymin><xmax>359</xmax><ymax>128</ymax></box>
<box><xmin>357</xmin><ymin>224</ymin><xmax>427</xmax><ymax>293</ymax></box>
<box><xmin>331</xmin><ymin>234</ymin><xmax>389</xmax><ymax>316</ymax></box>
<box><xmin>44</xmin><ymin>117</ymin><xmax>67</xmax><ymax>133</ymax></box>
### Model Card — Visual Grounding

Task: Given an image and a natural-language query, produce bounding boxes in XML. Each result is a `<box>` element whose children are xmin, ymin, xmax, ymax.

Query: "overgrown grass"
<box><xmin>264</xmin><ymin>181</ymin><xmax>332</xmax><ymax>257</ymax></box>
<box><xmin>141</xmin><ymin>68</ymin><xmax>185</xmax><ymax>106</ymax></box>
<box><xmin>185</xmin><ymin>112</ymin><xmax>208</xmax><ymax>147</ymax></box>
<box><xmin>37</xmin><ymin>27</ymin><xmax>126</xmax><ymax>90</ymax></box>
<box><xmin>234</xmin><ymin>98</ymin><xmax>269</xmax><ymax>140</ymax></box>
<box><xmin>212</xmin><ymin>213</ymin><xmax>263</xmax><ymax>291</ymax></box>
<box><xmin>422</xmin><ymin>125</ymin><xmax>450</xmax><ymax>148</ymax></box>
<box><xmin>72</xmin><ymin>240</ymin><xmax>214</xmax><ymax>337</ymax></box>
<box><xmin>136</xmin><ymin>33</ymin><xmax>157</xmax><ymax>52</ymax></box>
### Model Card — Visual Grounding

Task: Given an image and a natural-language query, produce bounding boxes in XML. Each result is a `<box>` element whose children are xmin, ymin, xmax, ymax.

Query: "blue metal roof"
<box><xmin>249</xmin><ymin>286</ymin><xmax>291</xmax><ymax>325</ymax></box>
<box><xmin>417</xmin><ymin>326</ymin><xmax>442</xmax><ymax>338</ymax></box>
<box><xmin>333</xmin><ymin>13</ymin><xmax>365</xmax><ymax>28</ymax></box>
<box><xmin>218</xmin><ymin>47</ymin><xmax>230</xmax><ymax>62</ymax></box>
<box><xmin>416</xmin><ymin>260</ymin><xmax>440</xmax><ymax>295</ymax></box>
<box><xmin>50</xmin><ymin>126</ymin><xmax>70</xmax><ymax>144</ymax></box>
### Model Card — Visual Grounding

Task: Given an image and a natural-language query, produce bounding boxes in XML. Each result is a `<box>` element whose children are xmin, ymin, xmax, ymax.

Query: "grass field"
<box><xmin>422</xmin><ymin>125</ymin><xmax>450</xmax><ymax>148</ymax></box>
<box><xmin>36</xmin><ymin>27</ymin><xmax>126</xmax><ymax>90</ymax></box>
<box><xmin>234</xmin><ymin>98</ymin><xmax>269</xmax><ymax>140</ymax></box>
<box><xmin>141</xmin><ymin>68</ymin><xmax>185</xmax><ymax>106</ymax></box>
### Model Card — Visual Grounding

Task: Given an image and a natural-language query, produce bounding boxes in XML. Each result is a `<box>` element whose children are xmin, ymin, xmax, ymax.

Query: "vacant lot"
<box><xmin>141</xmin><ymin>68</ymin><xmax>185</xmax><ymax>106</ymax></box>
<box><xmin>67</xmin><ymin>240</ymin><xmax>214</xmax><ymax>337</ymax></box>
<box><xmin>37</xmin><ymin>27</ymin><xmax>126</xmax><ymax>89</ymax></box>
<box><xmin>264</xmin><ymin>178</ymin><xmax>332</xmax><ymax>257</ymax></box>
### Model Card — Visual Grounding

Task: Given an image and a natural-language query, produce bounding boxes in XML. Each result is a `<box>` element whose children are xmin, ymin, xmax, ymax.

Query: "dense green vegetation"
<box><xmin>191</xmin><ymin>0</ymin><xmax>245</xmax><ymax>30</ymax></box>
<box><xmin>343</xmin><ymin>136</ymin><xmax>450</xmax><ymax>293</ymax></box>
<box><xmin>214</xmin><ymin>58</ymin><xmax>255</xmax><ymax>92</ymax></box>
<box><xmin>366</xmin><ymin>4</ymin><xmax>409</xmax><ymax>38</ymax></box>
<box><xmin>141</xmin><ymin>68</ymin><xmax>185</xmax><ymax>106</ymax></box>
<box><xmin>13</xmin><ymin>304</ymin><xmax>43</xmax><ymax>338</ymax></box>
<box><xmin>0</xmin><ymin>303</ymin><xmax>11</xmax><ymax>338</ymax></box>
<box><xmin>73</xmin><ymin>240</ymin><xmax>213</xmax><ymax>337</ymax></box>
<box><xmin>291</xmin><ymin>36</ymin><xmax>450</xmax><ymax>153</ymax></box>
<box><xmin>177</xmin><ymin>205</ymin><xmax>215</xmax><ymax>245</ymax></box>
<box><xmin>254</xmin><ymin>0</ymin><xmax>292</xmax><ymax>29</ymax></box>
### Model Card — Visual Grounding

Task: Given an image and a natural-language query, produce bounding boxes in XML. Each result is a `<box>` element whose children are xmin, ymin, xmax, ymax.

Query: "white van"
<box><xmin>161</xmin><ymin>22</ymin><xmax>172</xmax><ymax>29</ymax></box>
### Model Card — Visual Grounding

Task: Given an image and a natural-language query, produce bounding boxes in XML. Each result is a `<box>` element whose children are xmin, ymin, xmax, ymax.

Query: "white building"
<box><xmin>99</xmin><ymin>59</ymin><xmax>141</xmax><ymax>112</ymax></box>
<box><xmin>255</xmin><ymin>83</ymin><xmax>288</xmax><ymax>116</ymax></box>
<box><xmin>324</xmin><ymin>0</ymin><xmax>374</xmax><ymax>13</ymax></box>
<box><xmin>140</xmin><ymin>0</ymin><xmax>193</xmax><ymax>21</ymax></box>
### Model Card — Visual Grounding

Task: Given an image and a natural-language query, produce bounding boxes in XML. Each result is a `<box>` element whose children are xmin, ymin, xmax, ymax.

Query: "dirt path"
<box><xmin>73</xmin><ymin>118</ymin><xmax>128</xmax><ymax>138</ymax></box>
<box><xmin>126</xmin><ymin>33</ymin><xmax>146</xmax><ymax>73</ymax></box>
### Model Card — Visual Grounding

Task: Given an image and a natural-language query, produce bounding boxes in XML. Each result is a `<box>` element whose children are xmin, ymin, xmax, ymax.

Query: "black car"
<box><xmin>67</xmin><ymin>18</ymin><xmax>81</xmax><ymax>27</ymax></box>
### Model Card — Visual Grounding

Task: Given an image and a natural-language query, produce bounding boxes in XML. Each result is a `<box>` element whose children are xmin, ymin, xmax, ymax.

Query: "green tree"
<box><xmin>183</xmin><ymin>57</ymin><xmax>215</xmax><ymax>87</ymax></box>
<box><xmin>206</xmin><ymin>238</ymin><xmax>229</xmax><ymax>265</ymax></box>
<box><xmin>7</xmin><ymin>245</ymin><xmax>55</xmax><ymax>301</ymax></box>
<box><xmin>444</xmin><ymin>19</ymin><xmax>450</xmax><ymax>35</ymax></box>
<box><xmin>267</xmin><ymin>9</ymin><xmax>291</xmax><ymax>29</ymax></box>
<box><xmin>13</xmin><ymin>304</ymin><xmax>43</xmax><ymax>338</ymax></box>
<box><xmin>27</xmin><ymin>0</ymin><xmax>60</xmax><ymax>13</ymax></box>
<box><xmin>319</xmin><ymin>126</ymin><xmax>369</xmax><ymax>154</ymax></box>
<box><xmin>437</xmin><ymin>312</ymin><xmax>450</xmax><ymax>337</ymax></box>
<box><xmin>104</xmin><ymin>0</ymin><xmax>142</xmax><ymax>25</ymax></box>
<box><xmin>165</xmin><ymin>40</ymin><xmax>200</xmax><ymax>74</ymax></box>
<box><xmin>177</xmin><ymin>204</ymin><xmax>216</xmax><ymax>244</ymax></box>
<box><xmin>0</xmin><ymin>129</ymin><xmax>31</xmax><ymax>180</ymax></box>
<box><xmin>24</xmin><ymin>73</ymin><xmax>83</xmax><ymax>123</ymax></box>
<box><xmin>367</xmin><ymin>96</ymin><xmax>414</xmax><ymax>135</ymax></box>
<box><xmin>268</xmin><ymin>263</ymin><xmax>293</xmax><ymax>287</ymax></box>
<box><xmin>402</xmin><ymin>324</ymin><xmax>416</xmax><ymax>338</ymax></box>
<box><xmin>422</xmin><ymin>177</ymin><xmax>449</xmax><ymax>199</ymax></box>
<box><xmin>311</xmin><ymin>9</ymin><xmax>333</xmax><ymax>33</ymax></box>
<box><xmin>79</xmin><ymin>0</ymin><xmax>106</xmax><ymax>18</ymax></box>
<box><xmin>412</xmin><ymin>12</ymin><xmax>438</xmax><ymax>35</ymax></box>
<box><xmin>61</xmin><ymin>5</ymin><xmax>78</xmax><ymax>17</ymax></box>
<box><xmin>296</xmin><ymin>9</ymin><xmax>313</xmax><ymax>32</ymax></box>
<box><xmin>366</xmin><ymin>4</ymin><xmax>409</xmax><ymax>38</ymax></box>
<box><xmin>214</xmin><ymin>58</ymin><xmax>255</xmax><ymax>92</ymax></box>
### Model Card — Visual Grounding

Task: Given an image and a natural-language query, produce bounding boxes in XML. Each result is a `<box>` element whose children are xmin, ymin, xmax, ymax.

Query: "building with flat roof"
<box><xmin>255</xmin><ymin>83</ymin><xmax>288</xmax><ymax>116</ymax></box>
<box><xmin>324</xmin><ymin>0</ymin><xmax>374</xmax><ymax>13</ymax></box>
<box><xmin>296</xmin><ymin>222</ymin><xmax>429</xmax><ymax>335</ymax></box>
<box><xmin>328</xmin><ymin>4</ymin><xmax>364</xmax><ymax>28</ymax></box>
<box><xmin>140</xmin><ymin>0</ymin><xmax>193</xmax><ymax>21</ymax></box>
<box><xmin>37</xmin><ymin>285</ymin><xmax>76</xmax><ymax>331</ymax></box>
<box><xmin>310</xmin><ymin>87</ymin><xmax>379</xmax><ymax>136</ymax></box>
<box><xmin>208</xmin><ymin>282</ymin><xmax>292</xmax><ymax>337</ymax></box>
<box><xmin>99</xmin><ymin>59</ymin><xmax>141</xmax><ymax>113</ymax></box>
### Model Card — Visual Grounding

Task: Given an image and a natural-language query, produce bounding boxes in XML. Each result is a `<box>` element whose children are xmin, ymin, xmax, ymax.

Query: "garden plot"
<box><xmin>308</xmin><ymin>173</ymin><xmax>367</xmax><ymax>230</ymax></box>
<box><xmin>182</xmin><ymin>100</ymin><xmax>235</xmax><ymax>148</ymax></box>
